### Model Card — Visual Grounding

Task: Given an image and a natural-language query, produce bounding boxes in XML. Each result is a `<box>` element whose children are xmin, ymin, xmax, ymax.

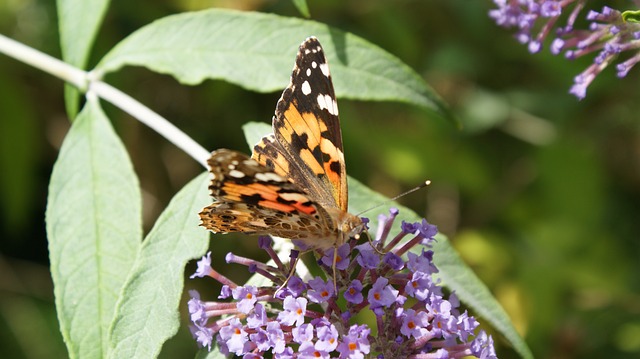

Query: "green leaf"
<box><xmin>242</xmin><ymin>121</ymin><xmax>271</xmax><ymax>150</ymax></box>
<box><xmin>46</xmin><ymin>97</ymin><xmax>141</xmax><ymax>358</ymax></box>
<box><xmin>241</xmin><ymin>121</ymin><xmax>533</xmax><ymax>359</ymax></box>
<box><xmin>96</xmin><ymin>9</ymin><xmax>451</xmax><ymax>121</ymax></box>
<box><xmin>63</xmin><ymin>84</ymin><xmax>80</xmax><ymax>121</ymax></box>
<box><xmin>292</xmin><ymin>0</ymin><xmax>311</xmax><ymax>18</ymax></box>
<box><xmin>107</xmin><ymin>173</ymin><xmax>210</xmax><ymax>359</ymax></box>
<box><xmin>57</xmin><ymin>0</ymin><xmax>110</xmax><ymax>118</ymax></box>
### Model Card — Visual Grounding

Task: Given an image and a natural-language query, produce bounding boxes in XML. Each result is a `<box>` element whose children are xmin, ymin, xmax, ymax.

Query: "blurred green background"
<box><xmin>1</xmin><ymin>1</ymin><xmax>639</xmax><ymax>358</ymax></box>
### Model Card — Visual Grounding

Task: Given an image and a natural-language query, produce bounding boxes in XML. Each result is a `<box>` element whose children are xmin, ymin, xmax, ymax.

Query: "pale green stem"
<box><xmin>0</xmin><ymin>34</ymin><xmax>210</xmax><ymax>168</ymax></box>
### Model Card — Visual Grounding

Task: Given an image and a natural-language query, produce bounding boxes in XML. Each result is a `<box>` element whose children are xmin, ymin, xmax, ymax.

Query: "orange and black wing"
<box><xmin>253</xmin><ymin>37</ymin><xmax>348</xmax><ymax>212</ymax></box>
<box><xmin>199</xmin><ymin>149</ymin><xmax>334</xmax><ymax>242</ymax></box>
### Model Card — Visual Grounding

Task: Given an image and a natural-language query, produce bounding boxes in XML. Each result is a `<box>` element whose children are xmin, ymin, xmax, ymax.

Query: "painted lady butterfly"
<box><xmin>199</xmin><ymin>37</ymin><xmax>365</xmax><ymax>256</ymax></box>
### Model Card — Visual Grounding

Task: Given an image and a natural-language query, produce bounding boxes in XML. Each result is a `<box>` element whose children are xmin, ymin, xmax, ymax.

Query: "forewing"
<box><xmin>253</xmin><ymin>37</ymin><xmax>347</xmax><ymax>211</ymax></box>
<box><xmin>199</xmin><ymin>149</ymin><xmax>334</xmax><ymax>240</ymax></box>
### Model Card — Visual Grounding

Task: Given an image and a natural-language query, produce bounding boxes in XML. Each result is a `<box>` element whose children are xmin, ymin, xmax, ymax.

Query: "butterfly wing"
<box><xmin>253</xmin><ymin>37</ymin><xmax>348</xmax><ymax>212</ymax></box>
<box><xmin>199</xmin><ymin>149</ymin><xmax>336</xmax><ymax>244</ymax></box>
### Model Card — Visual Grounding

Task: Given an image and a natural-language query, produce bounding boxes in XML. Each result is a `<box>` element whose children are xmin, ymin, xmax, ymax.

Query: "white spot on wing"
<box><xmin>229</xmin><ymin>169</ymin><xmax>245</xmax><ymax>178</ymax></box>
<box><xmin>317</xmin><ymin>94</ymin><xmax>337</xmax><ymax>115</ymax></box>
<box><xmin>301</xmin><ymin>81</ymin><xmax>311</xmax><ymax>95</ymax></box>
<box><xmin>317</xmin><ymin>94</ymin><xmax>328</xmax><ymax>111</ymax></box>
<box><xmin>248</xmin><ymin>220</ymin><xmax>268</xmax><ymax>228</ymax></box>
<box><xmin>312</xmin><ymin>61</ymin><xmax>317</xmax><ymax>68</ymax></box>
<box><xmin>279</xmin><ymin>192</ymin><xmax>310</xmax><ymax>202</ymax></box>
<box><xmin>319</xmin><ymin>63</ymin><xmax>330</xmax><ymax>77</ymax></box>
<box><xmin>306</xmin><ymin>68</ymin><xmax>311</xmax><ymax>77</ymax></box>
<box><xmin>255</xmin><ymin>172</ymin><xmax>285</xmax><ymax>182</ymax></box>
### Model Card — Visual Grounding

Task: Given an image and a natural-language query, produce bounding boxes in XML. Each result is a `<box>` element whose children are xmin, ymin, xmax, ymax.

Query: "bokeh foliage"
<box><xmin>0</xmin><ymin>1</ymin><xmax>639</xmax><ymax>358</ymax></box>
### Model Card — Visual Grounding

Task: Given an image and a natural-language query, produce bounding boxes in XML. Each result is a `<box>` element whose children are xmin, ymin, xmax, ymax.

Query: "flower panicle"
<box><xmin>188</xmin><ymin>208</ymin><xmax>497</xmax><ymax>358</ymax></box>
<box><xmin>490</xmin><ymin>0</ymin><xmax>640</xmax><ymax>99</ymax></box>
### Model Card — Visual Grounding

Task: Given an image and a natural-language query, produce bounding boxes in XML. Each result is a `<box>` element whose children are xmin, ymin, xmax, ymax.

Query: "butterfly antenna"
<box><xmin>355</xmin><ymin>180</ymin><xmax>431</xmax><ymax>255</ymax></box>
<box><xmin>355</xmin><ymin>180</ymin><xmax>431</xmax><ymax>217</ymax></box>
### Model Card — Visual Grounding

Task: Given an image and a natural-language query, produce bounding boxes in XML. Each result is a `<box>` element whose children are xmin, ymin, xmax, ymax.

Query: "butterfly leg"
<box><xmin>331</xmin><ymin>246</ymin><xmax>338</xmax><ymax>292</ymax></box>
<box><xmin>274</xmin><ymin>249</ymin><xmax>301</xmax><ymax>297</ymax></box>
<box><xmin>362</xmin><ymin>230</ymin><xmax>386</xmax><ymax>255</ymax></box>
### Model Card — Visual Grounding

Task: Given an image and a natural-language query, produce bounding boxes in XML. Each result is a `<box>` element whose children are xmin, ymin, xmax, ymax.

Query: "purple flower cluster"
<box><xmin>188</xmin><ymin>208</ymin><xmax>497</xmax><ymax>358</ymax></box>
<box><xmin>490</xmin><ymin>0</ymin><xmax>640</xmax><ymax>99</ymax></box>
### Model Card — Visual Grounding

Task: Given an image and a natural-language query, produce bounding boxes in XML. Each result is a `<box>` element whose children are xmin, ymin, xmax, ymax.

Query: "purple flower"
<box><xmin>374</xmin><ymin>207</ymin><xmax>398</xmax><ymax>238</ymax></box>
<box><xmin>471</xmin><ymin>331</ymin><xmax>498</xmax><ymax>359</ymax></box>
<box><xmin>266</xmin><ymin>321</ymin><xmax>286</xmax><ymax>354</ymax></box>
<box><xmin>401</xmin><ymin>220</ymin><xmax>419</xmax><ymax>234</ymax></box>
<box><xmin>187</xmin><ymin>290</ymin><xmax>206</xmax><ymax>324</ymax></box>
<box><xmin>383</xmin><ymin>251</ymin><xmax>404</xmax><ymax>270</ymax></box>
<box><xmin>276</xmin><ymin>296</ymin><xmax>307</xmax><ymax>326</ymax></box>
<box><xmin>321</xmin><ymin>243</ymin><xmax>351</xmax><ymax>270</ymax></box>
<box><xmin>247</xmin><ymin>303</ymin><xmax>268</xmax><ymax>328</ymax></box>
<box><xmin>188</xmin><ymin>207</ymin><xmax>497</xmax><ymax>358</ymax></box>
<box><xmin>417</xmin><ymin>218</ymin><xmax>438</xmax><ymax>241</ymax></box>
<box><xmin>306</xmin><ymin>277</ymin><xmax>335</xmax><ymax>303</ymax></box>
<box><xmin>218</xmin><ymin>318</ymin><xmax>248</xmax><ymax>355</ymax></box>
<box><xmin>299</xmin><ymin>341</ymin><xmax>330</xmax><ymax>359</ymax></box>
<box><xmin>405</xmin><ymin>271</ymin><xmax>434</xmax><ymax>301</ymax></box>
<box><xmin>190</xmin><ymin>251</ymin><xmax>212</xmax><ymax>278</ymax></box>
<box><xmin>275</xmin><ymin>275</ymin><xmax>306</xmax><ymax>299</ymax></box>
<box><xmin>456</xmin><ymin>311</ymin><xmax>480</xmax><ymax>342</ymax></box>
<box><xmin>249</xmin><ymin>327</ymin><xmax>270</xmax><ymax>351</ymax></box>
<box><xmin>275</xmin><ymin>347</ymin><xmax>294</xmax><ymax>359</ymax></box>
<box><xmin>258</xmin><ymin>235</ymin><xmax>272</xmax><ymax>249</ymax></box>
<box><xmin>337</xmin><ymin>324</ymin><xmax>371</xmax><ymax>359</ymax></box>
<box><xmin>368</xmin><ymin>277</ymin><xmax>399</xmax><ymax>310</ymax></box>
<box><xmin>400</xmin><ymin>309</ymin><xmax>430</xmax><ymax>338</ymax></box>
<box><xmin>232</xmin><ymin>286</ymin><xmax>258</xmax><ymax>314</ymax></box>
<box><xmin>427</xmin><ymin>296</ymin><xmax>457</xmax><ymax>338</ymax></box>
<box><xmin>407</xmin><ymin>249</ymin><xmax>438</xmax><ymax>275</ymax></box>
<box><xmin>490</xmin><ymin>1</ymin><xmax>640</xmax><ymax>99</ymax></box>
<box><xmin>190</xmin><ymin>323</ymin><xmax>214</xmax><ymax>350</ymax></box>
<box><xmin>355</xmin><ymin>243</ymin><xmax>380</xmax><ymax>269</ymax></box>
<box><xmin>292</xmin><ymin>323</ymin><xmax>314</xmax><ymax>344</ymax></box>
<box><xmin>218</xmin><ymin>285</ymin><xmax>232</xmax><ymax>299</ymax></box>
<box><xmin>315</xmin><ymin>323</ymin><xmax>339</xmax><ymax>352</ymax></box>
<box><xmin>286</xmin><ymin>275</ymin><xmax>306</xmax><ymax>297</ymax></box>
<box><xmin>344</xmin><ymin>279</ymin><xmax>364</xmax><ymax>304</ymax></box>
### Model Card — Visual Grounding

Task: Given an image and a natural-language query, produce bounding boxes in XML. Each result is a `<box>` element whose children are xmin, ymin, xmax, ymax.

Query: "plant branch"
<box><xmin>88</xmin><ymin>80</ymin><xmax>210</xmax><ymax>167</ymax></box>
<box><xmin>0</xmin><ymin>33</ymin><xmax>210</xmax><ymax>168</ymax></box>
<box><xmin>0</xmin><ymin>34</ymin><xmax>86</xmax><ymax>89</ymax></box>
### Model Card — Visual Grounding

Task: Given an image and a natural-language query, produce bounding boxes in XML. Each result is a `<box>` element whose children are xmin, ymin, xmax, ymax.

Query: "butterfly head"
<box><xmin>333</xmin><ymin>210</ymin><xmax>366</xmax><ymax>246</ymax></box>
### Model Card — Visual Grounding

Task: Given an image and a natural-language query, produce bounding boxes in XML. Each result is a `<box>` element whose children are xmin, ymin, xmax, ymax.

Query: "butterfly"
<box><xmin>199</xmin><ymin>37</ymin><xmax>365</xmax><ymax>276</ymax></box>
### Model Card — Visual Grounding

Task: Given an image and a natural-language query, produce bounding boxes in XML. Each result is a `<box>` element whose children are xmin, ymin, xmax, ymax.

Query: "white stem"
<box><xmin>0</xmin><ymin>34</ymin><xmax>210</xmax><ymax>168</ymax></box>
<box><xmin>0</xmin><ymin>34</ymin><xmax>86</xmax><ymax>89</ymax></box>
<box><xmin>89</xmin><ymin>80</ymin><xmax>210</xmax><ymax>167</ymax></box>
